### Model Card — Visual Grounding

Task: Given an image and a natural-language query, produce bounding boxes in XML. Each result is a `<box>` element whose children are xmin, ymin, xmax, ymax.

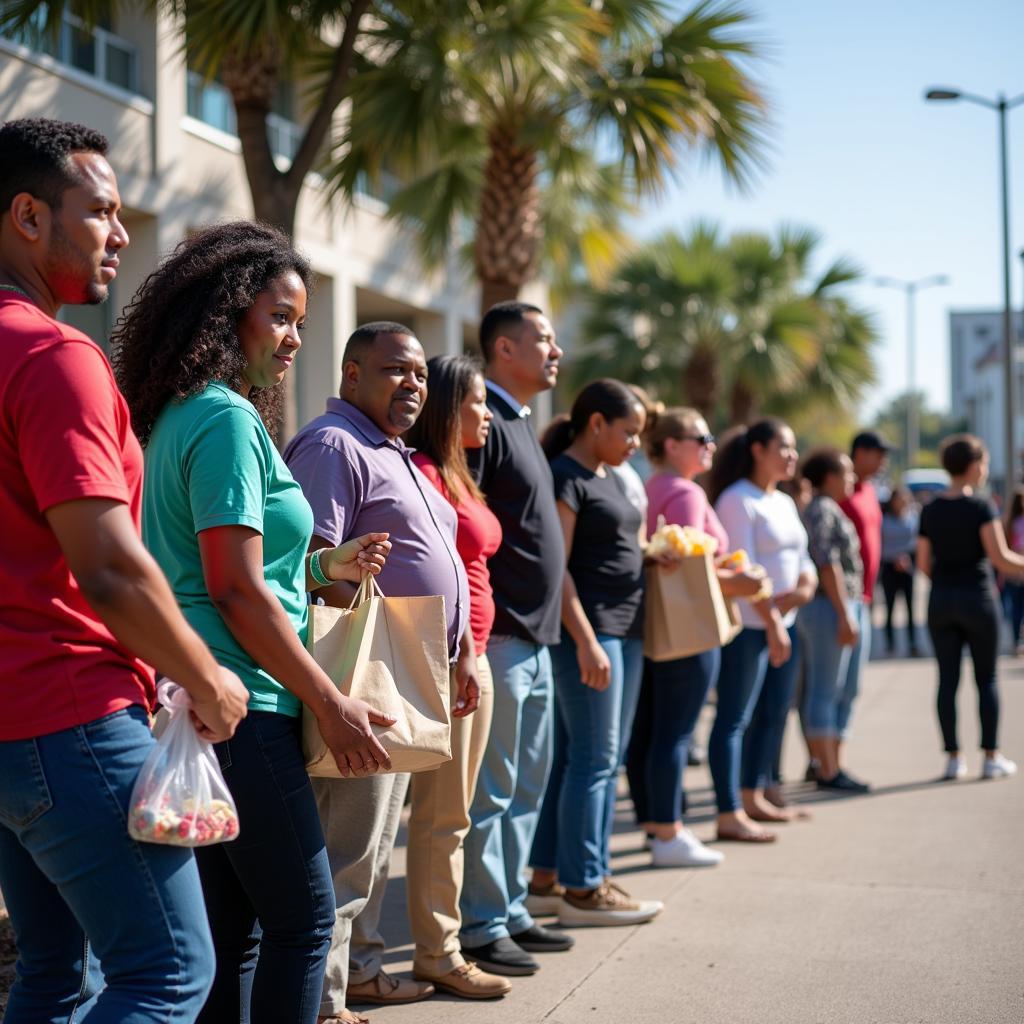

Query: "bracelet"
<box><xmin>309</xmin><ymin>547</ymin><xmax>332</xmax><ymax>587</ymax></box>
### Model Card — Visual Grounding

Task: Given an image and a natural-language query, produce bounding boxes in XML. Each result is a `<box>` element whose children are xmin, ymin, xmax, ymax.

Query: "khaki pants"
<box><xmin>314</xmin><ymin>770</ymin><xmax>409</xmax><ymax>1017</ymax></box>
<box><xmin>407</xmin><ymin>654</ymin><xmax>495</xmax><ymax>975</ymax></box>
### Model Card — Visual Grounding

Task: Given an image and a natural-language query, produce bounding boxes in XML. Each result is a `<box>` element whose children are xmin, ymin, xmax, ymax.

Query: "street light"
<box><xmin>925</xmin><ymin>86</ymin><xmax>1024</xmax><ymax>502</ymax></box>
<box><xmin>873</xmin><ymin>274</ymin><xmax>950</xmax><ymax>468</ymax></box>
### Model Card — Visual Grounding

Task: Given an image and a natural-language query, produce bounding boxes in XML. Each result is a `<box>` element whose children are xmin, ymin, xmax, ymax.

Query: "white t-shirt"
<box><xmin>714</xmin><ymin>478</ymin><xmax>816</xmax><ymax>629</ymax></box>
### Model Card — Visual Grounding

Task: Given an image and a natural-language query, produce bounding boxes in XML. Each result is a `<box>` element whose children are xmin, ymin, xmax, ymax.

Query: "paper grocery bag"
<box><xmin>644</xmin><ymin>553</ymin><xmax>741</xmax><ymax>662</ymax></box>
<box><xmin>303</xmin><ymin>574</ymin><xmax>452</xmax><ymax>776</ymax></box>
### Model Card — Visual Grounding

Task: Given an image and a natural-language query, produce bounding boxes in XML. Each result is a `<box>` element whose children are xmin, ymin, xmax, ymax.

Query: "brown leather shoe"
<box><xmin>346</xmin><ymin>968</ymin><xmax>435</xmax><ymax>1005</ymax></box>
<box><xmin>413</xmin><ymin>962</ymin><xmax>512</xmax><ymax>1000</ymax></box>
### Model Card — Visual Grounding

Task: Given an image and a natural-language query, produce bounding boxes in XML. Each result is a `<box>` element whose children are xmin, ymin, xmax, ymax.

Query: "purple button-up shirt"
<box><xmin>283</xmin><ymin>398</ymin><xmax>469</xmax><ymax>659</ymax></box>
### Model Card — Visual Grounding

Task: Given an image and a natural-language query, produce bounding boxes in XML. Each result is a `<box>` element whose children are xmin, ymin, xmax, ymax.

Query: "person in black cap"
<box><xmin>819</xmin><ymin>430</ymin><xmax>890</xmax><ymax>791</ymax></box>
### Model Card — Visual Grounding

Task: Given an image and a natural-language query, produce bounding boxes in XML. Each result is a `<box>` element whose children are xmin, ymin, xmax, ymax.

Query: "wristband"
<box><xmin>309</xmin><ymin>547</ymin><xmax>333</xmax><ymax>587</ymax></box>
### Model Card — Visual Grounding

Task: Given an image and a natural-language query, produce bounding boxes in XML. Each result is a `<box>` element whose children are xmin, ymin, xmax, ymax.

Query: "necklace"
<box><xmin>0</xmin><ymin>283</ymin><xmax>30</xmax><ymax>299</ymax></box>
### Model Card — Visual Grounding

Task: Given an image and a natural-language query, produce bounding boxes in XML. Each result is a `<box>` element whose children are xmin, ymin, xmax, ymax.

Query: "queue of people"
<box><xmin>0</xmin><ymin>116</ymin><xmax>1019</xmax><ymax>1024</ymax></box>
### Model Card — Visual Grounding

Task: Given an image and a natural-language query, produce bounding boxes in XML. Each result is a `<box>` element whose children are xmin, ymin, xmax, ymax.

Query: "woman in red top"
<box><xmin>404</xmin><ymin>354</ymin><xmax>508</xmax><ymax>998</ymax></box>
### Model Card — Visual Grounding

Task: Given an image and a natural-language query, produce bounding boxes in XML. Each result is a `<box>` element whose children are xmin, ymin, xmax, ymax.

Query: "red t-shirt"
<box><xmin>0</xmin><ymin>293</ymin><xmax>155</xmax><ymax>741</ymax></box>
<box><xmin>842</xmin><ymin>480</ymin><xmax>882</xmax><ymax>602</ymax></box>
<box><xmin>412</xmin><ymin>454</ymin><xmax>503</xmax><ymax>653</ymax></box>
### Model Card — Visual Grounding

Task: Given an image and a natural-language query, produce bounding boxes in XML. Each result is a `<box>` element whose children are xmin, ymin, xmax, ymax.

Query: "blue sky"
<box><xmin>635</xmin><ymin>0</ymin><xmax>1024</xmax><ymax>418</ymax></box>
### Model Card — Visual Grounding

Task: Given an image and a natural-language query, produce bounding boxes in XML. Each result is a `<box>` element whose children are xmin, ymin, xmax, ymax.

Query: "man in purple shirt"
<box><xmin>285</xmin><ymin>322</ymin><xmax>508</xmax><ymax>1017</ymax></box>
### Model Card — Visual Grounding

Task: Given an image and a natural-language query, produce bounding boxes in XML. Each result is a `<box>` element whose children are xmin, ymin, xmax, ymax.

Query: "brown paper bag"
<box><xmin>643</xmin><ymin>553</ymin><xmax>741</xmax><ymax>662</ymax></box>
<box><xmin>303</xmin><ymin>575</ymin><xmax>452</xmax><ymax>776</ymax></box>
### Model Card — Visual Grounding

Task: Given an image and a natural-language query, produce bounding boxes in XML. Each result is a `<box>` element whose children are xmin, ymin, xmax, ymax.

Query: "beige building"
<box><xmin>0</xmin><ymin>9</ymin><xmax>551</xmax><ymax>436</ymax></box>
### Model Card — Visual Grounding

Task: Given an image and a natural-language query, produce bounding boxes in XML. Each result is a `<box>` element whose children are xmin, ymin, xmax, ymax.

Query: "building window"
<box><xmin>186</xmin><ymin>70</ymin><xmax>303</xmax><ymax>163</ymax></box>
<box><xmin>1</xmin><ymin>3</ymin><xmax>139</xmax><ymax>93</ymax></box>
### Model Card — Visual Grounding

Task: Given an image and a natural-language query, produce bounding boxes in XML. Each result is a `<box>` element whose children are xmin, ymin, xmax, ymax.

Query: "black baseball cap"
<box><xmin>851</xmin><ymin>430</ymin><xmax>891</xmax><ymax>454</ymax></box>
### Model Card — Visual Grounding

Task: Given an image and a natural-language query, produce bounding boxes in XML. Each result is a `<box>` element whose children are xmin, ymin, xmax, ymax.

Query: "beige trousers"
<box><xmin>407</xmin><ymin>654</ymin><xmax>495</xmax><ymax>975</ymax></box>
<box><xmin>314</xmin><ymin>770</ymin><xmax>410</xmax><ymax>1016</ymax></box>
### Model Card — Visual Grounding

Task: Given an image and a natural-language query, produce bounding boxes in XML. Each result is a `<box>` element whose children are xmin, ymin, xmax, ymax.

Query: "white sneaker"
<box><xmin>557</xmin><ymin>883</ymin><xmax>662</xmax><ymax>928</ymax></box>
<box><xmin>650</xmin><ymin>829</ymin><xmax>724</xmax><ymax>868</ymax></box>
<box><xmin>525</xmin><ymin>882</ymin><xmax>565</xmax><ymax>917</ymax></box>
<box><xmin>943</xmin><ymin>756</ymin><xmax>967</xmax><ymax>780</ymax></box>
<box><xmin>982</xmin><ymin>754</ymin><xmax>1018</xmax><ymax>779</ymax></box>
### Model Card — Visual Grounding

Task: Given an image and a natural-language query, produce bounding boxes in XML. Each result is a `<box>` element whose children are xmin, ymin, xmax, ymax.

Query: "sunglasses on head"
<box><xmin>682</xmin><ymin>433</ymin><xmax>716</xmax><ymax>446</ymax></box>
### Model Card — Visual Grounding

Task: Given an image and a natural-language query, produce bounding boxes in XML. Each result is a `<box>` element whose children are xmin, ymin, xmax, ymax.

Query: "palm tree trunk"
<box><xmin>681</xmin><ymin>344</ymin><xmax>720</xmax><ymax>418</ymax></box>
<box><xmin>475</xmin><ymin>127</ymin><xmax>540</xmax><ymax>317</ymax></box>
<box><xmin>729</xmin><ymin>380</ymin><xmax>758</xmax><ymax>426</ymax></box>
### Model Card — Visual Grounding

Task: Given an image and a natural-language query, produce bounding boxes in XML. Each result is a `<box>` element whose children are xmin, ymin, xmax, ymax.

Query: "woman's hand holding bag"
<box><xmin>129</xmin><ymin>680</ymin><xmax>240</xmax><ymax>847</ymax></box>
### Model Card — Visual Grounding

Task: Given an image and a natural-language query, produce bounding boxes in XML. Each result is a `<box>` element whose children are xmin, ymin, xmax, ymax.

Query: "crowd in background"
<box><xmin>0</xmin><ymin>117</ymin><xmax>1020</xmax><ymax>1024</ymax></box>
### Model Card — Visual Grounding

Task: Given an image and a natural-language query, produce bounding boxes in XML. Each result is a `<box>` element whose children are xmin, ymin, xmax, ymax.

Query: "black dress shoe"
<box><xmin>817</xmin><ymin>770</ymin><xmax>870</xmax><ymax>794</ymax></box>
<box><xmin>463</xmin><ymin>936</ymin><xmax>538</xmax><ymax>976</ymax></box>
<box><xmin>509</xmin><ymin>922</ymin><xmax>575</xmax><ymax>953</ymax></box>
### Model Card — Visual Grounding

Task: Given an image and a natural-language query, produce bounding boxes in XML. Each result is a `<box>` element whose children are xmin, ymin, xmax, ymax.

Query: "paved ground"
<box><xmin>368</xmin><ymin>642</ymin><xmax>1024</xmax><ymax>1024</ymax></box>
<box><xmin>2</xmin><ymin>622</ymin><xmax>1022</xmax><ymax>1022</ymax></box>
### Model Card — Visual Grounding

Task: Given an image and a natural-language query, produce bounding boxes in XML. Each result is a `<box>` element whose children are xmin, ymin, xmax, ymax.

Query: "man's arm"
<box><xmin>46</xmin><ymin>498</ymin><xmax>248</xmax><ymax>742</ymax></box>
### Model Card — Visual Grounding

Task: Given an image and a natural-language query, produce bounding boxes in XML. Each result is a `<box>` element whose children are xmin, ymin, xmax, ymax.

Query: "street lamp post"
<box><xmin>926</xmin><ymin>87</ymin><xmax>1024</xmax><ymax>502</ymax></box>
<box><xmin>873</xmin><ymin>275</ymin><xmax>949</xmax><ymax>469</ymax></box>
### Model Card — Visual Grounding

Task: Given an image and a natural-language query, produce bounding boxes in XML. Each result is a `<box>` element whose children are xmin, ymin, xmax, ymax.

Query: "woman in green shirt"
<box><xmin>113</xmin><ymin>222</ymin><xmax>394</xmax><ymax>1024</ymax></box>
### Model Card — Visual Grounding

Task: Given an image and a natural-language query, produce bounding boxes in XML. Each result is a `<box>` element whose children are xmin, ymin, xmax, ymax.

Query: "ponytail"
<box><xmin>542</xmin><ymin>378</ymin><xmax>640</xmax><ymax>461</ymax></box>
<box><xmin>708</xmin><ymin>417</ymin><xmax>786</xmax><ymax>505</ymax></box>
<box><xmin>540</xmin><ymin>414</ymin><xmax>575</xmax><ymax>460</ymax></box>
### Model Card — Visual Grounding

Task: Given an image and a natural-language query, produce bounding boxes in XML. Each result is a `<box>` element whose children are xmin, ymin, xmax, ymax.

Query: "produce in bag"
<box><xmin>719</xmin><ymin>548</ymin><xmax>773</xmax><ymax>602</ymax></box>
<box><xmin>647</xmin><ymin>516</ymin><xmax>773</xmax><ymax>602</ymax></box>
<box><xmin>128</xmin><ymin>680</ymin><xmax>240</xmax><ymax>847</ymax></box>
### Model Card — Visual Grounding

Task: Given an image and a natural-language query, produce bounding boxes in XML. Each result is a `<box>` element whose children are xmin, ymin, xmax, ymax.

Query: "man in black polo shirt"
<box><xmin>459</xmin><ymin>302</ymin><xmax>573</xmax><ymax>975</ymax></box>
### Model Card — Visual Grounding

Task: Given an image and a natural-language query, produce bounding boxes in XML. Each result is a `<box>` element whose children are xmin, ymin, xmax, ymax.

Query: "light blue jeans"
<box><xmin>798</xmin><ymin>596</ymin><xmax>861</xmax><ymax>738</ymax></box>
<box><xmin>838</xmin><ymin>599</ymin><xmax>872</xmax><ymax>739</ymax></box>
<box><xmin>530</xmin><ymin>633</ymin><xmax>644</xmax><ymax>890</ymax></box>
<box><xmin>460</xmin><ymin>635</ymin><xmax>553</xmax><ymax>946</ymax></box>
<box><xmin>0</xmin><ymin>706</ymin><xmax>214</xmax><ymax>1023</ymax></box>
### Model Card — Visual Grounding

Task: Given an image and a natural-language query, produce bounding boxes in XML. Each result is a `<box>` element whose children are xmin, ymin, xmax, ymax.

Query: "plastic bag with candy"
<box><xmin>128</xmin><ymin>680</ymin><xmax>240</xmax><ymax>847</ymax></box>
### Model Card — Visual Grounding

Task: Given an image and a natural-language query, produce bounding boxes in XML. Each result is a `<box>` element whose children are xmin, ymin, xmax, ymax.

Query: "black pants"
<box><xmin>880</xmin><ymin>561</ymin><xmax>916</xmax><ymax>649</ymax></box>
<box><xmin>197</xmin><ymin>711</ymin><xmax>335</xmax><ymax>1024</ymax></box>
<box><xmin>926</xmin><ymin>584</ymin><xmax>1000</xmax><ymax>752</ymax></box>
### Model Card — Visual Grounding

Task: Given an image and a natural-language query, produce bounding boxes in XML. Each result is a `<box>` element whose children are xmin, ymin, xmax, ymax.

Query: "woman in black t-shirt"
<box><xmin>918</xmin><ymin>434</ymin><xmax>1022</xmax><ymax>781</ymax></box>
<box><xmin>528</xmin><ymin>380</ymin><xmax>662</xmax><ymax>928</ymax></box>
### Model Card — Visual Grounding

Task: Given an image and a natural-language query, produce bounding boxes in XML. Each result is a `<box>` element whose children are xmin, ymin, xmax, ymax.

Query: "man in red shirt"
<box><xmin>0</xmin><ymin>118</ymin><xmax>247</xmax><ymax>1022</ymax></box>
<box><xmin>835</xmin><ymin>430</ymin><xmax>890</xmax><ymax>791</ymax></box>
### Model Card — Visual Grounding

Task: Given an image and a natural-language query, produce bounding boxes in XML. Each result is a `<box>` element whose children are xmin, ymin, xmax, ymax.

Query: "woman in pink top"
<box><xmin>626</xmin><ymin>408</ymin><xmax>762</xmax><ymax>868</ymax></box>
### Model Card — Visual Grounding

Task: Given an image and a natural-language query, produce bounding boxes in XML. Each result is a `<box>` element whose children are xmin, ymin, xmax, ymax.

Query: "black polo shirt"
<box><xmin>467</xmin><ymin>387</ymin><xmax>565</xmax><ymax>646</ymax></box>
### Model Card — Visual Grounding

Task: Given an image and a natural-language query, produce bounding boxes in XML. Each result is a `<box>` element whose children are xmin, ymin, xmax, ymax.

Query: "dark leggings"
<box><xmin>927</xmin><ymin>585</ymin><xmax>1000</xmax><ymax>752</ymax></box>
<box><xmin>880</xmin><ymin>561</ymin><xmax>916</xmax><ymax>649</ymax></box>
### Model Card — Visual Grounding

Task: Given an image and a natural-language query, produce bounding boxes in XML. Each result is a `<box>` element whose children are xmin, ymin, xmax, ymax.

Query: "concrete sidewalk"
<box><xmin>365</xmin><ymin>652</ymin><xmax>1024</xmax><ymax>1024</ymax></box>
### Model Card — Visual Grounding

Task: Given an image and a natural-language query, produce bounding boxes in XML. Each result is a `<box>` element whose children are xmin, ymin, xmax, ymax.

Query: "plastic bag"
<box><xmin>128</xmin><ymin>680</ymin><xmax>240</xmax><ymax>847</ymax></box>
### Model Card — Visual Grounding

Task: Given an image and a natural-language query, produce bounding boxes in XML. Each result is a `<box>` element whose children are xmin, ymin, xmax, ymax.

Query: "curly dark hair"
<box><xmin>111</xmin><ymin>221</ymin><xmax>313</xmax><ymax>446</ymax></box>
<box><xmin>0</xmin><ymin>117</ymin><xmax>108</xmax><ymax>211</ymax></box>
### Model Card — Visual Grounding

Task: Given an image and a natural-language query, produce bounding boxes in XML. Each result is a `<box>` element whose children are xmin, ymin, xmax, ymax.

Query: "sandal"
<box><xmin>716</xmin><ymin>825</ymin><xmax>777</xmax><ymax>843</ymax></box>
<box><xmin>318</xmin><ymin>1012</ymin><xmax>369</xmax><ymax>1024</ymax></box>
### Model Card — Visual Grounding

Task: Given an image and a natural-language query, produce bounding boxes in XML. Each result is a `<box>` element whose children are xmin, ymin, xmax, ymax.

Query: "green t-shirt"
<box><xmin>143</xmin><ymin>383</ymin><xmax>312</xmax><ymax>716</ymax></box>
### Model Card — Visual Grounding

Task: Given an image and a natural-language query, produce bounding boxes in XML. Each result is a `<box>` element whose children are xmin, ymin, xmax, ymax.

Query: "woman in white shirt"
<box><xmin>708</xmin><ymin>420</ymin><xmax>817</xmax><ymax>842</ymax></box>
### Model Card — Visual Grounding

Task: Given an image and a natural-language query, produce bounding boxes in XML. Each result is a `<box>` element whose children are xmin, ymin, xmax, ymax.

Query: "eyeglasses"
<box><xmin>682</xmin><ymin>433</ymin><xmax>716</xmax><ymax>447</ymax></box>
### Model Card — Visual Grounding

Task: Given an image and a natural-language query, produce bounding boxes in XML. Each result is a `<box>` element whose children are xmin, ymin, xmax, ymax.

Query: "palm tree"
<box><xmin>1</xmin><ymin>0</ymin><xmax>374</xmax><ymax>235</ymax></box>
<box><xmin>575</xmin><ymin>222</ymin><xmax>878</xmax><ymax>427</ymax></box>
<box><xmin>329</xmin><ymin>0</ymin><xmax>768</xmax><ymax>315</ymax></box>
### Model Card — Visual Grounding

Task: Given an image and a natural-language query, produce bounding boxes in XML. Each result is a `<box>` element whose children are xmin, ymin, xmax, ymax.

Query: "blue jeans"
<box><xmin>1003</xmin><ymin>581</ymin><xmax>1024</xmax><ymax>645</ymax></box>
<box><xmin>626</xmin><ymin>648</ymin><xmax>720</xmax><ymax>825</ymax></box>
<box><xmin>0</xmin><ymin>706</ymin><xmax>214</xmax><ymax>1023</ymax></box>
<box><xmin>197</xmin><ymin>711</ymin><xmax>334</xmax><ymax>1024</ymax></box>
<box><xmin>460</xmin><ymin>636</ymin><xmax>553</xmax><ymax>946</ymax></box>
<box><xmin>709</xmin><ymin>625</ymin><xmax>801</xmax><ymax>811</ymax></box>
<box><xmin>798</xmin><ymin>597</ymin><xmax>860</xmax><ymax>738</ymax></box>
<box><xmin>530</xmin><ymin>633</ymin><xmax>643</xmax><ymax>890</ymax></box>
<box><xmin>837</xmin><ymin>600</ymin><xmax>872</xmax><ymax>738</ymax></box>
